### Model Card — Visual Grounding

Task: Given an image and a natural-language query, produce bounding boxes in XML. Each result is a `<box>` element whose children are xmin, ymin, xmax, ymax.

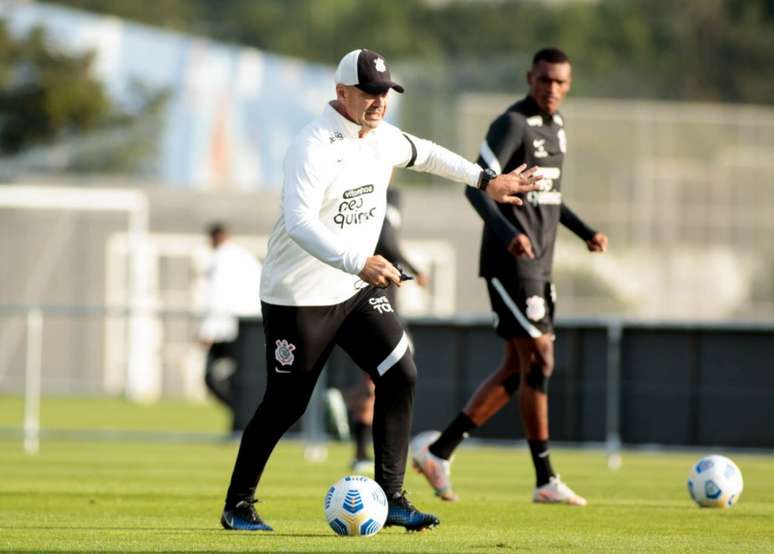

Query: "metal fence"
<box><xmin>456</xmin><ymin>95</ymin><xmax>774</xmax><ymax>320</ymax></box>
<box><xmin>4</xmin><ymin>95</ymin><xmax>774</xmax><ymax>320</ymax></box>
<box><xmin>397</xmin><ymin>317</ymin><xmax>774</xmax><ymax>449</ymax></box>
<box><xmin>3</xmin><ymin>304</ymin><xmax>773</xmax><ymax>451</ymax></box>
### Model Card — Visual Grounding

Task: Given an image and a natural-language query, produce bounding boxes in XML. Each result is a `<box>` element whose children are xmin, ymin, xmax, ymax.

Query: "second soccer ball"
<box><xmin>687</xmin><ymin>454</ymin><xmax>743</xmax><ymax>508</ymax></box>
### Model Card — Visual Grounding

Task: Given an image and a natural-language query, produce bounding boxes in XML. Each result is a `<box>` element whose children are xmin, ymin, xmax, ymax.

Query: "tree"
<box><xmin>47</xmin><ymin>0</ymin><xmax>774</xmax><ymax>106</ymax></box>
<box><xmin>0</xmin><ymin>21</ymin><xmax>166</xmax><ymax>172</ymax></box>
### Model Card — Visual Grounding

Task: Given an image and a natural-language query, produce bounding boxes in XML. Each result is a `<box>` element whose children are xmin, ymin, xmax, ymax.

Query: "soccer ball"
<box><xmin>323</xmin><ymin>475</ymin><xmax>388</xmax><ymax>536</ymax></box>
<box><xmin>687</xmin><ymin>455</ymin><xmax>743</xmax><ymax>508</ymax></box>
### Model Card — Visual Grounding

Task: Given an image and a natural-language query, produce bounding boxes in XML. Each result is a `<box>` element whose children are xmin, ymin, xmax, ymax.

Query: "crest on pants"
<box><xmin>525</xmin><ymin>295</ymin><xmax>546</xmax><ymax>322</ymax></box>
<box><xmin>275</xmin><ymin>339</ymin><xmax>296</xmax><ymax>366</ymax></box>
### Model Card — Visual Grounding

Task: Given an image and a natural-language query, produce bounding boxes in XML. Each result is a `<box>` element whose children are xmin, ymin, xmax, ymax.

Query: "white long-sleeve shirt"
<box><xmin>260</xmin><ymin>103</ymin><xmax>482</xmax><ymax>306</ymax></box>
<box><xmin>198</xmin><ymin>241</ymin><xmax>262</xmax><ymax>342</ymax></box>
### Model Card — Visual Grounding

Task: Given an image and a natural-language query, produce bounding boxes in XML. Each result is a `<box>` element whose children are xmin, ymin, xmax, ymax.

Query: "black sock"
<box><xmin>429</xmin><ymin>412</ymin><xmax>477</xmax><ymax>460</ymax></box>
<box><xmin>528</xmin><ymin>439</ymin><xmax>556</xmax><ymax>487</ymax></box>
<box><xmin>353</xmin><ymin>421</ymin><xmax>371</xmax><ymax>460</ymax></box>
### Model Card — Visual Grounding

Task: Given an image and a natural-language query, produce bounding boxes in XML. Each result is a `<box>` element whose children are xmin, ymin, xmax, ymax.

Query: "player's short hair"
<box><xmin>207</xmin><ymin>222</ymin><xmax>228</xmax><ymax>239</ymax></box>
<box><xmin>532</xmin><ymin>47</ymin><xmax>570</xmax><ymax>66</ymax></box>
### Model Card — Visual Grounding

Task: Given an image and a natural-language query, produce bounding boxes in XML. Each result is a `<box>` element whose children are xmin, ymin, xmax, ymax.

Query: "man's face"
<box><xmin>336</xmin><ymin>85</ymin><xmax>389</xmax><ymax>133</ymax></box>
<box><xmin>210</xmin><ymin>231</ymin><xmax>226</xmax><ymax>249</ymax></box>
<box><xmin>527</xmin><ymin>60</ymin><xmax>572</xmax><ymax>114</ymax></box>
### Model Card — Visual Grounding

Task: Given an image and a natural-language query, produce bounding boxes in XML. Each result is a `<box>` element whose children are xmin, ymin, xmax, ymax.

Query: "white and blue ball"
<box><xmin>324</xmin><ymin>475</ymin><xmax>388</xmax><ymax>536</ymax></box>
<box><xmin>687</xmin><ymin>455</ymin><xmax>743</xmax><ymax>508</ymax></box>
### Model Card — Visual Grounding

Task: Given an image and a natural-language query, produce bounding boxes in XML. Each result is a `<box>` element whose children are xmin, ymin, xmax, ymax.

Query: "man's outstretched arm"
<box><xmin>398</xmin><ymin>132</ymin><xmax>539</xmax><ymax>204</ymax></box>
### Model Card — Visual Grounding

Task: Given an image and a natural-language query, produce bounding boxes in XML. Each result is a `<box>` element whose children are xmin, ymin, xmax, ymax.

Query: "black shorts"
<box><xmin>486</xmin><ymin>277</ymin><xmax>556</xmax><ymax>339</ymax></box>
<box><xmin>261</xmin><ymin>287</ymin><xmax>409</xmax><ymax>384</ymax></box>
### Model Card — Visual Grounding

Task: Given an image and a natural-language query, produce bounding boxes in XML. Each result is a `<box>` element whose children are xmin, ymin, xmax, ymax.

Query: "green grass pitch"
<box><xmin>1</xmin><ymin>397</ymin><xmax>774</xmax><ymax>552</ymax></box>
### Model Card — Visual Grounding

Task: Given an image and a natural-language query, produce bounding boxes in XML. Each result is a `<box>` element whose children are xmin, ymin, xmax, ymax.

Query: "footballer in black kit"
<box><xmin>413</xmin><ymin>47</ymin><xmax>608</xmax><ymax>506</ymax></box>
<box><xmin>473</xmin><ymin>92</ymin><xmax>599</xmax><ymax>338</ymax></box>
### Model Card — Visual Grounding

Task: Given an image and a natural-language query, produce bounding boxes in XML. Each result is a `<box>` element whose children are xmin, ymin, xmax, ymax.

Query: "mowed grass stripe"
<box><xmin>1</xmin><ymin>397</ymin><xmax>773</xmax><ymax>551</ymax></box>
<box><xmin>2</xmin><ymin>438</ymin><xmax>774</xmax><ymax>552</ymax></box>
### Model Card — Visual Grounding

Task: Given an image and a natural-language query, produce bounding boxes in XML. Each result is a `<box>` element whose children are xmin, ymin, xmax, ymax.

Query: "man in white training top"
<box><xmin>220</xmin><ymin>48</ymin><xmax>539</xmax><ymax>533</ymax></box>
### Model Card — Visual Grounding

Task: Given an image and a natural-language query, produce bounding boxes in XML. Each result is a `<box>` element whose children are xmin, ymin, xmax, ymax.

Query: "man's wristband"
<box><xmin>477</xmin><ymin>168</ymin><xmax>497</xmax><ymax>191</ymax></box>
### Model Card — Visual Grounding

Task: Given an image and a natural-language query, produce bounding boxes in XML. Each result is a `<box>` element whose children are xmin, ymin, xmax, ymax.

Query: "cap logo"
<box><xmin>374</xmin><ymin>58</ymin><xmax>387</xmax><ymax>72</ymax></box>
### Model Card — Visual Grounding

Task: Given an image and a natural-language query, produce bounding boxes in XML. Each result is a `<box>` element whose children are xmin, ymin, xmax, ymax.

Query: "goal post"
<box><xmin>0</xmin><ymin>185</ymin><xmax>156</xmax><ymax>454</ymax></box>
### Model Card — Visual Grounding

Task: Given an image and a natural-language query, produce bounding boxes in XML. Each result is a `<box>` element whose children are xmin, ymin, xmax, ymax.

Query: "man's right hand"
<box><xmin>486</xmin><ymin>164</ymin><xmax>540</xmax><ymax>205</ymax></box>
<box><xmin>507</xmin><ymin>233</ymin><xmax>535</xmax><ymax>259</ymax></box>
<box><xmin>358</xmin><ymin>255</ymin><xmax>402</xmax><ymax>288</ymax></box>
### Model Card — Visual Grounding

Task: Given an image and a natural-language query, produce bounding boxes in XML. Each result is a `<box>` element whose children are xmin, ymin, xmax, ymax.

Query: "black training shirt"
<box><xmin>466</xmin><ymin>95</ymin><xmax>596</xmax><ymax>282</ymax></box>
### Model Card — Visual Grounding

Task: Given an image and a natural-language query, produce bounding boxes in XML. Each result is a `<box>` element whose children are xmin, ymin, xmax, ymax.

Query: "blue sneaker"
<box><xmin>384</xmin><ymin>491</ymin><xmax>440</xmax><ymax>532</ymax></box>
<box><xmin>220</xmin><ymin>499</ymin><xmax>273</xmax><ymax>531</ymax></box>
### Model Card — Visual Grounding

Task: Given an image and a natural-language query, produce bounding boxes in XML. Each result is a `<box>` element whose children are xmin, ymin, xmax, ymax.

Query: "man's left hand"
<box><xmin>586</xmin><ymin>232</ymin><xmax>608</xmax><ymax>253</ymax></box>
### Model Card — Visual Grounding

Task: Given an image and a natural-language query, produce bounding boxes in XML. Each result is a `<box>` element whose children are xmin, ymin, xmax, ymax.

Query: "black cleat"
<box><xmin>384</xmin><ymin>491</ymin><xmax>440</xmax><ymax>532</ymax></box>
<box><xmin>220</xmin><ymin>499</ymin><xmax>273</xmax><ymax>531</ymax></box>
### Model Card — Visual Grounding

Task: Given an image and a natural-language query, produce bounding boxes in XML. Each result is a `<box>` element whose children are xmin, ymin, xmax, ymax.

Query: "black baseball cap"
<box><xmin>334</xmin><ymin>49</ymin><xmax>404</xmax><ymax>94</ymax></box>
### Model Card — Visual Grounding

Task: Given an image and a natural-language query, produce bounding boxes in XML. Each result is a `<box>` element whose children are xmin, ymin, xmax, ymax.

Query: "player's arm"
<box><xmin>465</xmin><ymin>111</ymin><xmax>535</xmax><ymax>258</ymax></box>
<box><xmin>464</xmin><ymin>186</ymin><xmax>531</xmax><ymax>257</ymax></box>
<box><xmin>376</xmin><ymin>218</ymin><xmax>420</xmax><ymax>275</ymax></box>
<box><xmin>560</xmin><ymin>203</ymin><xmax>608</xmax><ymax>252</ymax></box>
<box><xmin>394</xmin><ymin>130</ymin><xmax>539</xmax><ymax>205</ymax></box>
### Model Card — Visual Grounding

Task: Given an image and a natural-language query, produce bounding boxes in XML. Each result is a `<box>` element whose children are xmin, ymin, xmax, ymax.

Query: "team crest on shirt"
<box><xmin>525</xmin><ymin>296</ymin><xmax>546</xmax><ymax>322</ymax></box>
<box><xmin>275</xmin><ymin>339</ymin><xmax>296</xmax><ymax>366</ymax></box>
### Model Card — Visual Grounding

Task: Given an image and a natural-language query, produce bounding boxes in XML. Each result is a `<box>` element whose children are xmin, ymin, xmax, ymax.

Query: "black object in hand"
<box><xmin>394</xmin><ymin>263</ymin><xmax>414</xmax><ymax>282</ymax></box>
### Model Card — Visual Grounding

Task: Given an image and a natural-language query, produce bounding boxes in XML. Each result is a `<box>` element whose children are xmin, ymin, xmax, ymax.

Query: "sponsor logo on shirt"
<box><xmin>335</xmin><ymin>185</ymin><xmax>377</xmax><ymax>229</ymax></box>
<box><xmin>526</xmin><ymin>191</ymin><xmax>563</xmax><ymax>206</ymax></box>
<box><xmin>329</xmin><ymin>131</ymin><xmax>344</xmax><ymax>143</ymax></box>
<box><xmin>534</xmin><ymin>166</ymin><xmax>561</xmax><ymax>191</ymax></box>
<box><xmin>526</xmin><ymin>166</ymin><xmax>562</xmax><ymax>206</ymax></box>
<box><xmin>343</xmin><ymin>185</ymin><xmax>374</xmax><ymax>199</ymax></box>
<box><xmin>369</xmin><ymin>296</ymin><xmax>394</xmax><ymax>314</ymax></box>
